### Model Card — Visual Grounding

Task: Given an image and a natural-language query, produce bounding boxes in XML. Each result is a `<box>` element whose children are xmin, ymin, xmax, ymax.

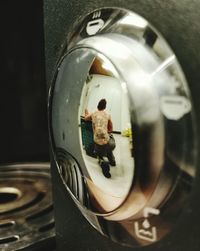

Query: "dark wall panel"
<box><xmin>0</xmin><ymin>1</ymin><xmax>49</xmax><ymax>163</ymax></box>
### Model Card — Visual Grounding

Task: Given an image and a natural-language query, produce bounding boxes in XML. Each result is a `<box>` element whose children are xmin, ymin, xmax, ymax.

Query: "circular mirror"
<box><xmin>79</xmin><ymin>54</ymin><xmax>134</xmax><ymax>213</ymax></box>
<box><xmin>50</xmin><ymin>48</ymin><xmax>135</xmax><ymax>214</ymax></box>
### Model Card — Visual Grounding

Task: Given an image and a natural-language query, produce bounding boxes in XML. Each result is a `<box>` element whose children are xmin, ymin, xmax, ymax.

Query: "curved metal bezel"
<box><xmin>48</xmin><ymin>7</ymin><xmax>197</xmax><ymax>247</ymax></box>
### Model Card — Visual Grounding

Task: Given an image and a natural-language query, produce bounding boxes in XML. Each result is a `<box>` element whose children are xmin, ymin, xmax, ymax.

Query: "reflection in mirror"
<box><xmin>78</xmin><ymin>55</ymin><xmax>134</xmax><ymax>213</ymax></box>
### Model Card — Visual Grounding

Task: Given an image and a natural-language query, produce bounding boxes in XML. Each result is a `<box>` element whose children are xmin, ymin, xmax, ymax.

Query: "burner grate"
<box><xmin>0</xmin><ymin>163</ymin><xmax>55</xmax><ymax>251</ymax></box>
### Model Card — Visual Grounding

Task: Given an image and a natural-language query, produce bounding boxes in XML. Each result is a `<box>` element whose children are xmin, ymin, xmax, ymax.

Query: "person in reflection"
<box><xmin>85</xmin><ymin>99</ymin><xmax>116</xmax><ymax>178</ymax></box>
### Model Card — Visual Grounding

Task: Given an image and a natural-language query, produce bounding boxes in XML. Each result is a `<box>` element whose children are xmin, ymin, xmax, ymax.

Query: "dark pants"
<box><xmin>94</xmin><ymin>143</ymin><xmax>115</xmax><ymax>164</ymax></box>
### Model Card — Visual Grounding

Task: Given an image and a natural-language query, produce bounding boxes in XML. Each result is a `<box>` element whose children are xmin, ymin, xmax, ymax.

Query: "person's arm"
<box><xmin>84</xmin><ymin>108</ymin><xmax>92</xmax><ymax>121</ymax></box>
<box><xmin>108</xmin><ymin>117</ymin><xmax>113</xmax><ymax>133</ymax></box>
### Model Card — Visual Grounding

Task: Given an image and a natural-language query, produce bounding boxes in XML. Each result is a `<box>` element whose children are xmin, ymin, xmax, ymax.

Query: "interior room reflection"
<box><xmin>78</xmin><ymin>56</ymin><xmax>134</xmax><ymax>212</ymax></box>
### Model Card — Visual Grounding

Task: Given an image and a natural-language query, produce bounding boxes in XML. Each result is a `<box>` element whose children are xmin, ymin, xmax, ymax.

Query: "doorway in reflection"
<box><xmin>79</xmin><ymin>55</ymin><xmax>134</xmax><ymax>212</ymax></box>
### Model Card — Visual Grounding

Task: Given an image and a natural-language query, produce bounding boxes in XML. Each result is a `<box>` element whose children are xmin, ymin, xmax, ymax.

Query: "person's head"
<box><xmin>97</xmin><ymin>99</ymin><xmax>107</xmax><ymax>111</ymax></box>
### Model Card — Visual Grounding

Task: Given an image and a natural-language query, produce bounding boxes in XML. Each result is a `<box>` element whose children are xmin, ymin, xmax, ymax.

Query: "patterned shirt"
<box><xmin>91</xmin><ymin>110</ymin><xmax>111</xmax><ymax>145</ymax></box>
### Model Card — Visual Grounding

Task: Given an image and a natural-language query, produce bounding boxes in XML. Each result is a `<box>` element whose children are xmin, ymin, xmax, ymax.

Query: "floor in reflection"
<box><xmin>83</xmin><ymin>134</ymin><xmax>134</xmax><ymax>198</ymax></box>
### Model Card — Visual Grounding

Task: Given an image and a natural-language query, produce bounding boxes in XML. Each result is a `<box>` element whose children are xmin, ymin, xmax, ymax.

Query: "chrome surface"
<box><xmin>49</xmin><ymin>8</ymin><xmax>197</xmax><ymax>247</ymax></box>
<box><xmin>0</xmin><ymin>163</ymin><xmax>55</xmax><ymax>251</ymax></box>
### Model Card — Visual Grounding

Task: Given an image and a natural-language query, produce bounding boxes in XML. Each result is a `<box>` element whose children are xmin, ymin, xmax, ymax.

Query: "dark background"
<box><xmin>0</xmin><ymin>1</ymin><xmax>49</xmax><ymax>163</ymax></box>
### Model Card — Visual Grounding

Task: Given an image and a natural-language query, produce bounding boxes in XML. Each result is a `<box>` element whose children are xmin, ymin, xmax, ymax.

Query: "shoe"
<box><xmin>103</xmin><ymin>170</ymin><xmax>111</xmax><ymax>178</ymax></box>
<box><xmin>100</xmin><ymin>161</ymin><xmax>111</xmax><ymax>178</ymax></box>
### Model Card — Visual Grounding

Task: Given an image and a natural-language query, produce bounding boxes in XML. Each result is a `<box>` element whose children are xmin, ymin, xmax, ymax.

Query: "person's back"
<box><xmin>92</xmin><ymin>110</ymin><xmax>110</xmax><ymax>145</ymax></box>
